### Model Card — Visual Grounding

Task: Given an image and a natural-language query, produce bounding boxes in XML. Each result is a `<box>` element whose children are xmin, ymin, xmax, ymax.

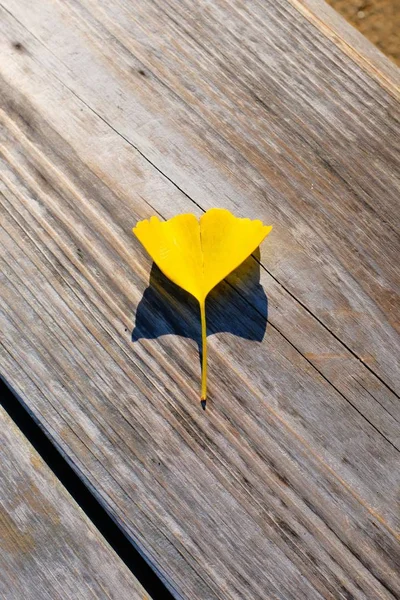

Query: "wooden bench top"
<box><xmin>0</xmin><ymin>405</ymin><xmax>150</xmax><ymax>599</ymax></box>
<box><xmin>1</xmin><ymin>0</ymin><xmax>399</xmax><ymax>598</ymax></box>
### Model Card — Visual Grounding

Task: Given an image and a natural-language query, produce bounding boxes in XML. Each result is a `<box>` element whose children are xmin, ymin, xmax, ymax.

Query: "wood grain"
<box><xmin>291</xmin><ymin>0</ymin><xmax>400</xmax><ymax>93</ymax></box>
<box><xmin>0</xmin><ymin>406</ymin><xmax>150</xmax><ymax>600</ymax></box>
<box><xmin>0</xmin><ymin>0</ymin><xmax>399</xmax><ymax>598</ymax></box>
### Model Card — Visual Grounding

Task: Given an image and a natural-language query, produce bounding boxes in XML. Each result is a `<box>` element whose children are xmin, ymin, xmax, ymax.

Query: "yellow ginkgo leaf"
<box><xmin>133</xmin><ymin>208</ymin><xmax>272</xmax><ymax>405</ymax></box>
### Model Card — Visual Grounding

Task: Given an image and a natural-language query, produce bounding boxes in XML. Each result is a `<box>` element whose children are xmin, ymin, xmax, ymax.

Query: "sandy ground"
<box><xmin>327</xmin><ymin>0</ymin><xmax>400</xmax><ymax>65</ymax></box>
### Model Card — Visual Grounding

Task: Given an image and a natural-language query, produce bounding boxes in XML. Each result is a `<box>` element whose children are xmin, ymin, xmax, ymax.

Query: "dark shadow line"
<box><xmin>0</xmin><ymin>376</ymin><xmax>175</xmax><ymax>600</ymax></box>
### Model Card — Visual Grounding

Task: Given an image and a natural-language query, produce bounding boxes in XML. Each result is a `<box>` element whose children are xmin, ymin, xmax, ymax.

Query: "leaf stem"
<box><xmin>200</xmin><ymin>299</ymin><xmax>207</xmax><ymax>402</ymax></box>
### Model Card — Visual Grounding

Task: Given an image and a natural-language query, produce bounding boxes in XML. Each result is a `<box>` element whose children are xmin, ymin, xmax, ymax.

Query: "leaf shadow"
<box><xmin>131</xmin><ymin>247</ymin><xmax>268</xmax><ymax>356</ymax></box>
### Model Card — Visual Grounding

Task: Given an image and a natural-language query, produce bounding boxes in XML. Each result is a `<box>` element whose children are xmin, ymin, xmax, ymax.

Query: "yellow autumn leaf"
<box><xmin>133</xmin><ymin>208</ymin><xmax>272</xmax><ymax>404</ymax></box>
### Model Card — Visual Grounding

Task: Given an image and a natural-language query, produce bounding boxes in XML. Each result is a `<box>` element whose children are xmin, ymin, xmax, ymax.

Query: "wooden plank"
<box><xmin>3</xmin><ymin>0</ymin><xmax>399</xmax><ymax>395</ymax></box>
<box><xmin>0</xmin><ymin>405</ymin><xmax>150</xmax><ymax>600</ymax></box>
<box><xmin>290</xmin><ymin>0</ymin><xmax>400</xmax><ymax>95</ymax></box>
<box><xmin>0</xmin><ymin>0</ymin><xmax>399</xmax><ymax>599</ymax></box>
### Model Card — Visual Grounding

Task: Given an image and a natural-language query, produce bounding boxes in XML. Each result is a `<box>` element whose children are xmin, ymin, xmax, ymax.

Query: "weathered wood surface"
<box><xmin>0</xmin><ymin>0</ymin><xmax>399</xmax><ymax>598</ymax></box>
<box><xmin>0</xmin><ymin>406</ymin><xmax>150</xmax><ymax>600</ymax></box>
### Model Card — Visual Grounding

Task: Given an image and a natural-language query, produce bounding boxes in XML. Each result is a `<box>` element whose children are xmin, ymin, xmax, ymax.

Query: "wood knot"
<box><xmin>12</xmin><ymin>42</ymin><xmax>25</xmax><ymax>52</ymax></box>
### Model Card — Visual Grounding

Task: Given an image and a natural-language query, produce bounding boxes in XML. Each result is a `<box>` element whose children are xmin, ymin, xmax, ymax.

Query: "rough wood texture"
<box><xmin>0</xmin><ymin>406</ymin><xmax>150</xmax><ymax>600</ymax></box>
<box><xmin>0</xmin><ymin>0</ymin><xmax>399</xmax><ymax>598</ymax></box>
